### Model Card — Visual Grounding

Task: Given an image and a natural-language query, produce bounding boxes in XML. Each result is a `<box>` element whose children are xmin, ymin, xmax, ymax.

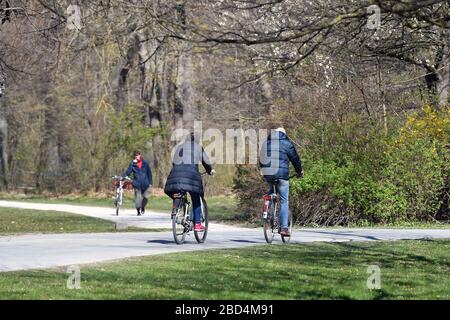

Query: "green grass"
<box><xmin>1</xmin><ymin>240</ymin><xmax>450</xmax><ymax>299</ymax></box>
<box><xmin>300</xmin><ymin>221</ymin><xmax>450</xmax><ymax>229</ymax></box>
<box><xmin>347</xmin><ymin>221</ymin><xmax>450</xmax><ymax>229</ymax></box>
<box><xmin>0</xmin><ymin>208</ymin><xmax>157</xmax><ymax>235</ymax></box>
<box><xmin>0</xmin><ymin>193</ymin><xmax>241</xmax><ymax>222</ymax></box>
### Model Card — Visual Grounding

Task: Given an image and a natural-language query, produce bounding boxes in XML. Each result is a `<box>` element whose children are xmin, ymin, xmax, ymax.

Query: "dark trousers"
<box><xmin>134</xmin><ymin>187</ymin><xmax>150</xmax><ymax>209</ymax></box>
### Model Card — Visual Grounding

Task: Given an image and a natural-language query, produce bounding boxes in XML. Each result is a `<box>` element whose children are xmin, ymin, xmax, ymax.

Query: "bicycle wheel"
<box><xmin>281</xmin><ymin>210</ymin><xmax>293</xmax><ymax>243</ymax></box>
<box><xmin>115</xmin><ymin>188</ymin><xmax>121</xmax><ymax>216</ymax></box>
<box><xmin>172</xmin><ymin>203</ymin><xmax>187</xmax><ymax>244</ymax></box>
<box><xmin>263</xmin><ymin>199</ymin><xmax>277</xmax><ymax>243</ymax></box>
<box><xmin>194</xmin><ymin>197</ymin><xmax>208</xmax><ymax>243</ymax></box>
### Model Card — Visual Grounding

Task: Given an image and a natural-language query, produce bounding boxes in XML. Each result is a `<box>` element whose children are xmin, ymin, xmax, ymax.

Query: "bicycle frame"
<box><xmin>272</xmin><ymin>183</ymin><xmax>278</xmax><ymax>197</ymax></box>
<box><xmin>269</xmin><ymin>184</ymin><xmax>280</xmax><ymax>227</ymax></box>
<box><xmin>171</xmin><ymin>172</ymin><xmax>212</xmax><ymax>245</ymax></box>
<box><xmin>265</xmin><ymin>174</ymin><xmax>297</xmax><ymax>216</ymax></box>
<box><xmin>174</xmin><ymin>193</ymin><xmax>193</xmax><ymax>229</ymax></box>
<box><xmin>116</xmin><ymin>183</ymin><xmax>123</xmax><ymax>205</ymax></box>
<box><xmin>112</xmin><ymin>176</ymin><xmax>131</xmax><ymax>215</ymax></box>
<box><xmin>264</xmin><ymin>183</ymin><xmax>278</xmax><ymax>214</ymax></box>
<box><xmin>263</xmin><ymin>175</ymin><xmax>296</xmax><ymax>243</ymax></box>
<box><xmin>182</xmin><ymin>195</ymin><xmax>193</xmax><ymax>229</ymax></box>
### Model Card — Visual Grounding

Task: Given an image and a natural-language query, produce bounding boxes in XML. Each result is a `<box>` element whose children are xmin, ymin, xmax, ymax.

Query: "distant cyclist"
<box><xmin>259</xmin><ymin>127</ymin><xmax>303</xmax><ymax>236</ymax></box>
<box><xmin>124</xmin><ymin>151</ymin><xmax>153</xmax><ymax>216</ymax></box>
<box><xmin>164</xmin><ymin>132</ymin><xmax>214</xmax><ymax>232</ymax></box>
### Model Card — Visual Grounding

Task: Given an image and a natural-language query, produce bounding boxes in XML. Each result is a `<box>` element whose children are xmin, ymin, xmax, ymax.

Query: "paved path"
<box><xmin>1</xmin><ymin>201</ymin><xmax>450</xmax><ymax>272</ymax></box>
<box><xmin>0</xmin><ymin>200</ymin><xmax>239</xmax><ymax>231</ymax></box>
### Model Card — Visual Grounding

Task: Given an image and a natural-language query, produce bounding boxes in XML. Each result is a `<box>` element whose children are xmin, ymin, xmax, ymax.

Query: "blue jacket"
<box><xmin>259</xmin><ymin>131</ymin><xmax>303</xmax><ymax>181</ymax></box>
<box><xmin>124</xmin><ymin>159</ymin><xmax>153</xmax><ymax>191</ymax></box>
<box><xmin>164</xmin><ymin>139</ymin><xmax>212</xmax><ymax>197</ymax></box>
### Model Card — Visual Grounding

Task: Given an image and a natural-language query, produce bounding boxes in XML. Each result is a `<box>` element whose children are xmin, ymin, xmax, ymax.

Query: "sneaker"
<box><xmin>194</xmin><ymin>223</ymin><xmax>205</xmax><ymax>232</ymax></box>
<box><xmin>136</xmin><ymin>208</ymin><xmax>141</xmax><ymax>216</ymax></box>
<box><xmin>141</xmin><ymin>208</ymin><xmax>145</xmax><ymax>215</ymax></box>
<box><xmin>280</xmin><ymin>228</ymin><xmax>290</xmax><ymax>237</ymax></box>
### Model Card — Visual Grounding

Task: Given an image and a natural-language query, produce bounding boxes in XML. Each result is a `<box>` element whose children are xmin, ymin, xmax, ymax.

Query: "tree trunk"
<box><xmin>134</xmin><ymin>32</ymin><xmax>166</xmax><ymax>186</ymax></box>
<box><xmin>35</xmin><ymin>73</ymin><xmax>62</xmax><ymax>191</ymax></box>
<box><xmin>0</xmin><ymin>104</ymin><xmax>8</xmax><ymax>190</ymax></box>
<box><xmin>260</xmin><ymin>74</ymin><xmax>276</xmax><ymax>119</ymax></box>
<box><xmin>0</xmin><ymin>72</ymin><xmax>7</xmax><ymax>189</ymax></box>
<box><xmin>171</xmin><ymin>53</ymin><xmax>184</xmax><ymax>141</ymax></box>
<box><xmin>425</xmin><ymin>32</ymin><xmax>449</xmax><ymax>107</ymax></box>
<box><xmin>436</xmin><ymin>54</ymin><xmax>449</xmax><ymax>107</ymax></box>
<box><xmin>425</xmin><ymin>68</ymin><xmax>449</xmax><ymax>108</ymax></box>
<box><xmin>116</xmin><ymin>28</ymin><xmax>140</xmax><ymax>112</ymax></box>
<box><xmin>175</xmin><ymin>47</ymin><xmax>196</xmax><ymax>131</ymax></box>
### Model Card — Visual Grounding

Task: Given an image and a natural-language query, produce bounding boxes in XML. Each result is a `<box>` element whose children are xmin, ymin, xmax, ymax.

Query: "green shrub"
<box><xmin>232</xmin><ymin>164</ymin><xmax>266</xmax><ymax>222</ymax></box>
<box><xmin>233</xmin><ymin>105</ymin><xmax>449</xmax><ymax>226</ymax></box>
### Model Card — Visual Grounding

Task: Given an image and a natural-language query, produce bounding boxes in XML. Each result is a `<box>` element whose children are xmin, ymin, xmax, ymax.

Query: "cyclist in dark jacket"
<box><xmin>259</xmin><ymin>128</ymin><xmax>303</xmax><ymax>236</ymax></box>
<box><xmin>164</xmin><ymin>133</ymin><xmax>214</xmax><ymax>232</ymax></box>
<box><xmin>124</xmin><ymin>151</ymin><xmax>153</xmax><ymax>216</ymax></box>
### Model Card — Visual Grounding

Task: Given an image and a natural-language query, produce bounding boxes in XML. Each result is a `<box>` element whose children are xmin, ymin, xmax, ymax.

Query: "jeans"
<box><xmin>268</xmin><ymin>179</ymin><xmax>289</xmax><ymax>228</ymax></box>
<box><xmin>134</xmin><ymin>187</ymin><xmax>150</xmax><ymax>209</ymax></box>
<box><xmin>190</xmin><ymin>192</ymin><xmax>202</xmax><ymax>224</ymax></box>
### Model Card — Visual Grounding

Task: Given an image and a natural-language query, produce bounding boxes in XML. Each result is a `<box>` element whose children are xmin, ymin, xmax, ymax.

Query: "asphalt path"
<box><xmin>1</xmin><ymin>201</ymin><xmax>449</xmax><ymax>272</ymax></box>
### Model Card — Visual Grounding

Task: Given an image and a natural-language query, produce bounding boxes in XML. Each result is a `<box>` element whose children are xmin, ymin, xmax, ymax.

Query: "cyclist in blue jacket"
<box><xmin>259</xmin><ymin>128</ymin><xmax>303</xmax><ymax>236</ymax></box>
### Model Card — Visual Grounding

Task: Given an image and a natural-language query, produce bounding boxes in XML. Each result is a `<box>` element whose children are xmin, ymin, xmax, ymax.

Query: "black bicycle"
<box><xmin>262</xmin><ymin>175</ymin><xmax>296</xmax><ymax>244</ymax></box>
<box><xmin>171</xmin><ymin>172</ymin><xmax>211</xmax><ymax>245</ymax></box>
<box><xmin>171</xmin><ymin>193</ymin><xmax>209</xmax><ymax>244</ymax></box>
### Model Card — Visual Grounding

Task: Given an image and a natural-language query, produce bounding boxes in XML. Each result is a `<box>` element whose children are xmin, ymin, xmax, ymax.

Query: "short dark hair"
<box><xmin>133</xmin><ymin>150</ymin><xmax>141</xmax><ymax>156</ymax></box>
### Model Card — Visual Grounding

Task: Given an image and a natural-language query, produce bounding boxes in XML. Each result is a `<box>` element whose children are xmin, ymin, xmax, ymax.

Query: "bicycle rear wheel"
<box><xmin>263</xmin><ymin>200</ymin><xmax>277</xmax><ymax>243</ymax></box>
<box><xmin>281</xmin><ymin>210</ymin><xmax>293</xmax><ymax>243</ymax></box>
<box><xmin>172</xmin><ymin>203</ymin><xmax>187</xmax><ymax>244</ymax></box>
<box><xmin>194</xmin><ymin>197</ymin><xmax>208</xmax><ymax>243</ymax></box>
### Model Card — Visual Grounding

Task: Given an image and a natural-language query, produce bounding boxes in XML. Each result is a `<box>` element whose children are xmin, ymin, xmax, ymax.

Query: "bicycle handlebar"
<box><xmin>200</xmin><ymin>170</ymin><xmax>215</xmax><ymax>176</ymax></box>
<box><xmin>112</xmin><ymin>175</ymin><xmax>132</xmax><ymax>181</ymax></box>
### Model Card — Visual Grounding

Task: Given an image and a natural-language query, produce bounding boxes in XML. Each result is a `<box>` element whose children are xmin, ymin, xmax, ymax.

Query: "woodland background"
<box><xmin>0</xmin><ymin>0</ymin><xmax>448</xmax><ymax>225</ymax></box>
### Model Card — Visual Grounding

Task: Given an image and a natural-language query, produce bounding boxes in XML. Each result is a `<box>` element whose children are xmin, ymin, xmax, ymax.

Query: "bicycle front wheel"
<box><xmin>115</xmin><ymin>188</ymin><xmax>122</xmax><ymax>216</ymax></box>
<box><xmin>172</xmin><ymin>204</ymin><xmax>187</xmax><ymax>245</ymax></box>
<box><xmin>194</xmin><ymin>197</ymin><xmax>209</xmax><ymax>243</ymax></box>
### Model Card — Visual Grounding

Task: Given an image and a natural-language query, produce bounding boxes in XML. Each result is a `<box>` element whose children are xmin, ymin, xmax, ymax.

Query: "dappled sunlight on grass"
<box><xmin>1</xmin><ymin>240</ymin><xmax>449</xmax><ymax>299</ymax></box>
